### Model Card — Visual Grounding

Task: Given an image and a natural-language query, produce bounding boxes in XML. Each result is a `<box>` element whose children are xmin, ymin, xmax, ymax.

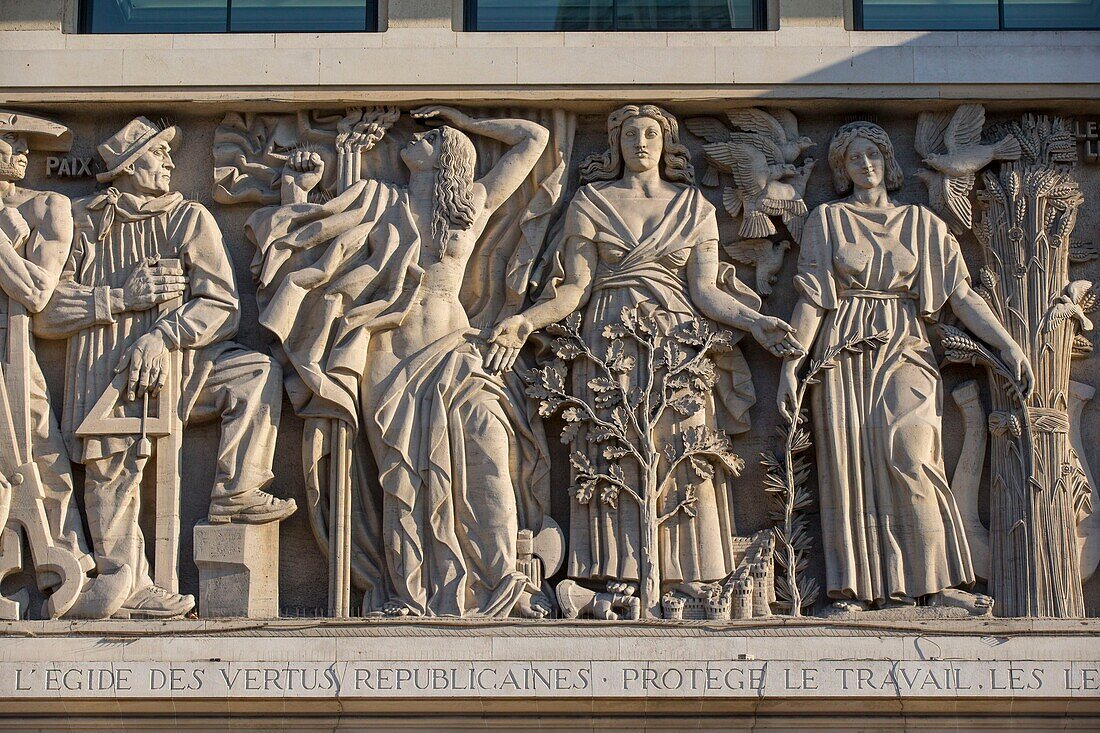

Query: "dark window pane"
<box><xmin>1003</xmin><ymin>0</ymin><xmax>1100</xmax><ymax>29</ymax></box>
<box><xmin>859</xmin><ymin>0</ymin><xmax>999</xmax><ymax>30</ymax></box>
<box><xmin>84</xmin><ymin>0</ymin><xmax>229</xmax><ymax>34</ymax></box>
<box><xmin>468</xmin><ymin>0</ymin><xmax>758</xmax><ymax>31</ymax></box>
<box><xmin>81</xmin><ymin>0</ymin><xmax>377</xmax><ymax>33</ymax></box>
<box><xmin>230</xmin><ymin>0</ymin><xmax>374</xmax><ymax>32</ymax></box>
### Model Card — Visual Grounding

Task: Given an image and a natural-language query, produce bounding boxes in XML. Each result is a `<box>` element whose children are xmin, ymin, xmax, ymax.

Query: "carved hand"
<box><xmin>0</xmin><ymin>206</ymin><xmax>30</xmax><ymax>248</ymax></box>
<box><xmin>411</xmin><ymin>105</ymin><xmax>473</xmax><ymax>130</ymax></box>
<box><xmin>1001</xmin><ymin>343</ymin><xmax>1035</xmax><ymax>399</ymax></box>
<box><xmin>776</xmin><ymin>364</ymin><xmax>800</xmax><ymax>424</ymax></box>
<box><xmin>280</xmin><ymin>150</ymin><xmax>325</xmax><ymax>200</ymax></box>
<box><xmin>119</xmin><ymin>257</ymin><xmax>187</xmax><ymax>312</ymax></box>
<box><xmin>115</xmin><ymin>329</ymin><xmax>172</xmax><ymax>402</ymax></box>
<box><xmin>751</xmin><ymin>315</ymin><xmax>804</xmax><ymax>359</ymax></box>
<box><xmin>485</xmin><ymin>314</ymin><xmax>534</xmax><ymax>375</ymax></box>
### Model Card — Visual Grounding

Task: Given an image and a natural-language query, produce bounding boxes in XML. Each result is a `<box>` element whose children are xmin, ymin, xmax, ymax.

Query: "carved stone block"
<box><xmin>193</xmin><ymin>521</ymin><xmax>280</xmax><ymax>619</ymax></box>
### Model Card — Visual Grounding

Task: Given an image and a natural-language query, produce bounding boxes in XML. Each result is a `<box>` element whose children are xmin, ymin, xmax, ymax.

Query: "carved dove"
<box><xmin>915</xmin><ymin>104</ymin><xmax>1023</xmax><ymax>231</ymax></box>
<box><xmin>703</xmin><ymin>136</ymin><xmax>813</xmax><ymax>242</ymax></box>
<box><xmin>723</xmin><ymin>238</ymin><xmax>792</xmax><ymax>297</ymax></box>
<box><xmin>726</xmin><ymin>108</ymin><xmax>815</xmax><ymax>164</ymax></box>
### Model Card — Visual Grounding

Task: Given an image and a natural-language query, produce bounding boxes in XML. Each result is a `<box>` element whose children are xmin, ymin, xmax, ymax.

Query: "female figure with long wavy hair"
<box><xmin>249</xmin><ymin>106</ymin><xmax>556</xmax><ymax>618</ymax></box>
<box><xmin>489</xmin><ymin>104</ymin><xmax>800</xmax><ymax>606</ymax></box>
<box><xmin>777</xmin><ymin>122</ymin><xmax>1033</xmax><ymax>614</ymax></box>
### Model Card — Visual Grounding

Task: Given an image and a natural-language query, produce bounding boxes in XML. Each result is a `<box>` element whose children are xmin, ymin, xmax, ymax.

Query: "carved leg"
<box><xmin>950</xmin><ymin>381</ymin><xmax>990</xmax><ymax>581</ymax></box>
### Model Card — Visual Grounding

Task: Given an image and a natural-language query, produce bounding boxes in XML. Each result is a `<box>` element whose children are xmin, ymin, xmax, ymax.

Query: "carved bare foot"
<box><xmin>830</xmin><ymin>599</ymin><xmax>870</xmax><ymax>613</ymax></box>
<box><xmin>926</xmin><ymin>588</ymin><xmax>995</xmax><ymax>616</ymax></box>
<box><xmin>515</xmin><ymin>591</ymin><xmax>551</xmax><ymax>619</ymax></box>
<box><xmin>382</xmin><ymin>600</ymin><xmax>412</xmax><ymax>617</ymax></box>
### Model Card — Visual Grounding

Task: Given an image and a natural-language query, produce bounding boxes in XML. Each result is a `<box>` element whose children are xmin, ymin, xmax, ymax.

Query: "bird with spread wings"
<box><xmin>686</xmin><ymin>109</ymin><xmax>815</xmax><ymax>297</ymax></box>
<box><xmin>915</xmin><ymin>104</ymin><xmax>1022</xmax><ymax>233</ymax></box>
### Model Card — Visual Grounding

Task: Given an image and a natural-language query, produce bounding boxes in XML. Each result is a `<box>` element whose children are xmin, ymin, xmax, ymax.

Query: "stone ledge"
<box><xmin>0</xmin><ymin>621</ymin><xmax>1095</xmax><ymax>709</ymax></box>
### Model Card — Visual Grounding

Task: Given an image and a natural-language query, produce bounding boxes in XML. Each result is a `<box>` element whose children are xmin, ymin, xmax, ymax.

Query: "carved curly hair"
<box><xmin>827</xmin><ymin>121</ymin><xmax>904</xmax><ymax>194</ymax></box>
<box><xmin>579</xmin><ymin>104</ymin><xmax>695</xmax><ymax>185</ymax></box>
<box><xmin>432</xmin><ymin>125</ymin><xmax>478</xmax><ymax>258</ymax></box>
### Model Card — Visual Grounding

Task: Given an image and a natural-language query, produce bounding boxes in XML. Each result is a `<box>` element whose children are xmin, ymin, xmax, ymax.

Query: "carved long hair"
<box><xmin>432</xmin><ymin>125</ymin><xmax>478</xmax><ymax>257</ymax></box>
<box><xmin>579</xmin><ymin>104</ymin><xmax>695</xmax><ymax>185</ymax></box>
<box><xmin>827</xmin><ymin>121</ymin><xmax>904</xmax><ymax>194</ymax></box>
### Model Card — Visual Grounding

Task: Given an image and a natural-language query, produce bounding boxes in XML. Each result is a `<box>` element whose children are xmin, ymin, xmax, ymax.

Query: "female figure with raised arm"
<box><xmin>489</xmin><ymin>104</ymin><xmax>800</xmax><ymax>605</ymax></box>
<box><xmin>248</xmin><ymin>106</ymin><xmax>554</xmax><ymax>618</ymax></box>
<box><xmin>777</xmin><ymin>122</ymin><xmax>1033</xmax><ymax>614</ymax></box>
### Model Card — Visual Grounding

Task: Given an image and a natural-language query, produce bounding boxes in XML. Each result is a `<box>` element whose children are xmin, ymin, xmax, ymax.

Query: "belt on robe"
<box><xmin>838</xmin><ymin>288</ymin><xmax>917</xmax><ymax>300</ymax></box>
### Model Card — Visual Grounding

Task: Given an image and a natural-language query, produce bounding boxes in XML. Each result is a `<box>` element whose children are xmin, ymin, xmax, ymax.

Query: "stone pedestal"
<box><xmin>193</xmin><ymin>521</ymin><xmax>279</xmax><ymax>619</ymax></box>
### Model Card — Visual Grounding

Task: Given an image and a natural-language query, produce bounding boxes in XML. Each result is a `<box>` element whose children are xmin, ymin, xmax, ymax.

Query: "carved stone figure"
<box><xmin>0</xmin><ymin>111</ymin><xmax>130</xmax><ymax>619</ymax></box>
<box><xmin>778</xmin><ymin>121</ymin><xmax>1033</xmax><ymax>615</ymax></box>
<box><xmin>686</xmin><ymin>108</ymin><xmax>816</xmax><ymax>297</ymax></box>
<box><xmin>490</xmin><ymin>104</ymin><xmax>801</xmax><ymax>613</ymax></box>
<box><xmin>37</xmin><ymin>117</ymin><xmax>295</xmax><ymax>619</ymax></box>
<box><xmin>246</xmin><ymin>106</ymin><xmax>557</xmax><ymax>619</ymax></box>
<box><xmin>914</xmin><ymin>104</ymin><xmax>1022</xmax><ymax>233</ymax></box>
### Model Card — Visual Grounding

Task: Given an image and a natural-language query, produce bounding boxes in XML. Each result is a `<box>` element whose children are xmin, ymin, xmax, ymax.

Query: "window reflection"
<box><xmin>467</xmin><ymin>0</ymin><xmax>761</xmax><ymax>31</ymax></box>
<box><xmin>80</xmin><ymin>0</ymin><xmax>378</xmax><ymax>33</ymax></box>
<box><xmin>858</xmin><ymin>0</ymin><xmax>1100</xmax><ymax>29</ymax></box>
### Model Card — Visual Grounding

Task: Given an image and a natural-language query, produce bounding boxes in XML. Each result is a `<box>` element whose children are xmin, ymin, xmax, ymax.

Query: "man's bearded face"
<box><xmin>0</xmin><ymin>132</ymin><xmax>29</xmax><ymax>182</ymax></box>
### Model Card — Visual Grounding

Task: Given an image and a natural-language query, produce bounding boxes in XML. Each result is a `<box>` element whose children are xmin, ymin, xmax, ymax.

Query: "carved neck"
<box><xmin>0</xmin><ymin>179</ymin><xmax>16</xmax><ymax>200</ymax></box>
<box><xmin>847</xmin><ymin>186</ymin><xmax>891</xmax><ymax>208</ymax></box>
<box><xmin>619</xmin><ymin>165</ymin><xmax>664</xmax><ymax>193</ymax></box>
<box><xmin>408</xmin><ymin>169</ymin><xmax>434</xmax><ymax>202</ymax></box>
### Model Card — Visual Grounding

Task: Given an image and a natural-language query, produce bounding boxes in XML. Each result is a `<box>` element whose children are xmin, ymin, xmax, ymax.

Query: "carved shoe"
<box><xmin>208</xmin><ymin>491</ymin><xmax>297</xmax><ymax>525</ymax></box>
<box><xmin>113</xmin><ymin>585</ymin><xmax>195</xmax><ymax>619</ymax></box>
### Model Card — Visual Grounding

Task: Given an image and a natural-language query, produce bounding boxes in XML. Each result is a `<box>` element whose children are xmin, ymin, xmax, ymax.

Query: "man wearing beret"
<box><xmin>38</xmin><ymin>117</ymin><xmax>296</xmax><ymax>618</ymax></box>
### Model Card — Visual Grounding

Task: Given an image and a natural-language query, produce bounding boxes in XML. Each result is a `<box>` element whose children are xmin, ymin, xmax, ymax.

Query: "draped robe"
<box><xmin>246</xmin><ymin>178</ymin><xmax>551</xmax><ymax>616</ymax></box>
<box><xmin>542</xmin><ymin>182</ymin><xmax>758</xmax><ymax>585</ymax></box>
<box><xmin>795</xmin><ymin>202</ymin><xmax>975</xmax><ymax>604</ymax></box>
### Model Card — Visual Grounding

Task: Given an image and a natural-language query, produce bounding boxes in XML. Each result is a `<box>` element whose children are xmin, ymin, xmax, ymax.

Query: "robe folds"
<box><xmin>796</xmin><ymin>201</ymin><xmax>975</xmax><ymax>604</ymax></box>
<box><xmin>540</xmin><ymin>182</ymin><xmax>759</xmax><ymax>586</ymax></box>
<box><xmin>246</xmin><ymin>179</ymin><xmax>551</xmax><ymax>616</ymax></box>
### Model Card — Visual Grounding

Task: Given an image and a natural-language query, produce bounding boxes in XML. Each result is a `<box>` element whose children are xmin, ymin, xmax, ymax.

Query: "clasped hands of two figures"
<box><xmin>113</xmin><ymin>257</ymin><xmax>187</xmax><ymax>403</ymax></box>
<box><xmin>484</xmin><ymin>313</ymin><xmax>803</xmax><ymax>375</ymax></box>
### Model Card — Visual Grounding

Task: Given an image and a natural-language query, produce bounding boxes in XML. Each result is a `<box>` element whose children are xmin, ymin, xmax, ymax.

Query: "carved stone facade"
<box><xmin>1</xmin><ymin>3</ymin><xmax>1099</xmax><ymax>728</ymax></box>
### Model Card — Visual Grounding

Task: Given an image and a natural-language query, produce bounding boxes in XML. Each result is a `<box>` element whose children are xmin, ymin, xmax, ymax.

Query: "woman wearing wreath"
<box><xmin>777</xmin><ymin>122</ymin><xmax>1032</xmax><ymax>613</ymax></box>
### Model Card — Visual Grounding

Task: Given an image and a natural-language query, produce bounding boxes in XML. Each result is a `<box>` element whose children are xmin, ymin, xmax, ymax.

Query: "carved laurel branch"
<box><xmin>762</xmin><ymin>331</ymin><xmax>889</xmax><ymax>615</ymax></box>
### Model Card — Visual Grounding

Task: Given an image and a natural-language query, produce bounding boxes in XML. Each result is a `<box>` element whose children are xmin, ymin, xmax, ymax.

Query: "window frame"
<box><xmin>853</xmin><ymin>0</ymin><xmax>1100</xmax><ymax>32</ymax></box>
<box><xmin>78</xmin><ymin>0</ymin><xmax>380</xmax><ymax>34</ymax></box>
<box><xmin>463</xmin><ymin>0</ymin><xmax>769</xmax><ymax>32</ymax></box>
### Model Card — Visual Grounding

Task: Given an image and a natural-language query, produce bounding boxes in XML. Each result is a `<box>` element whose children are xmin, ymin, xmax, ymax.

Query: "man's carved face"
<box><xmin>0</xmin><ymin>132</ymin><xmax>29</xmax><ymax>182</ymax></box>
<box><xmin>122</xmin><ymin>141</ymin><xmax>174</xmax><ymax>195</ymax></box>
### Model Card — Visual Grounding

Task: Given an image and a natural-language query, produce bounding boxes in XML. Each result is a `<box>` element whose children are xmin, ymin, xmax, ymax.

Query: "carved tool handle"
<box><xmin>152</xmin><ymin>258</ymin><xmax>184</xmax><ymax>594</ymax></box>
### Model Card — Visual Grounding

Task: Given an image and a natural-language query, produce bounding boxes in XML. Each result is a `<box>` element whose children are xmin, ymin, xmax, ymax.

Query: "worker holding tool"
<box><xmin>0</xmin><ymin>110</ymin><xmax>130</xmax><ymax>619</ymax></box>
<box><xmin>36</xmin><ymin>117</ymin><xmax>295</xmax><ymax>619</ymax></box>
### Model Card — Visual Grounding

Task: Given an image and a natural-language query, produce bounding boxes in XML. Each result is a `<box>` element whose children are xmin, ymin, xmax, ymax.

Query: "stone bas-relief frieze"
<box><xmin>0</xmin><ymin>101</ymin><xmax>1096</xmax><ymax>624</ymax></box>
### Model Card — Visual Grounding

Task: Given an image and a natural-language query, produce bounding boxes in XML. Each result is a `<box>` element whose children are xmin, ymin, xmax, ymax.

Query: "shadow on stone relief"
<box><xmin>0</xmin><ymin>102</ymin><xmax>1096</xmax><ymax>622</ymax></box>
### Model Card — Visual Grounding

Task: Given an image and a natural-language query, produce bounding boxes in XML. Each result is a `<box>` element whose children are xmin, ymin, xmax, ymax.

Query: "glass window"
<box><xmin>1002</xmin><ymin>0</ymin><xmax>1100</xmax><ymax>29</ymax></box>
<box><xmin>466</xmin><ymin>0</ymin><xmax>763</xmax><ymax>31</ymax></box>
<box><xmin>858</xmin><ymin>0</ymin><xmax>999</xmax><ymax>30</ymax></box>
<box><xmin>80</xmin><ymin>0</ymin><xmax>378</xmax><ymax>33</ymax></box>
<box><xmin>856</xmin><ymin>0</ymin><xmax>1100</xmax><ymax>29</ymax></box>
